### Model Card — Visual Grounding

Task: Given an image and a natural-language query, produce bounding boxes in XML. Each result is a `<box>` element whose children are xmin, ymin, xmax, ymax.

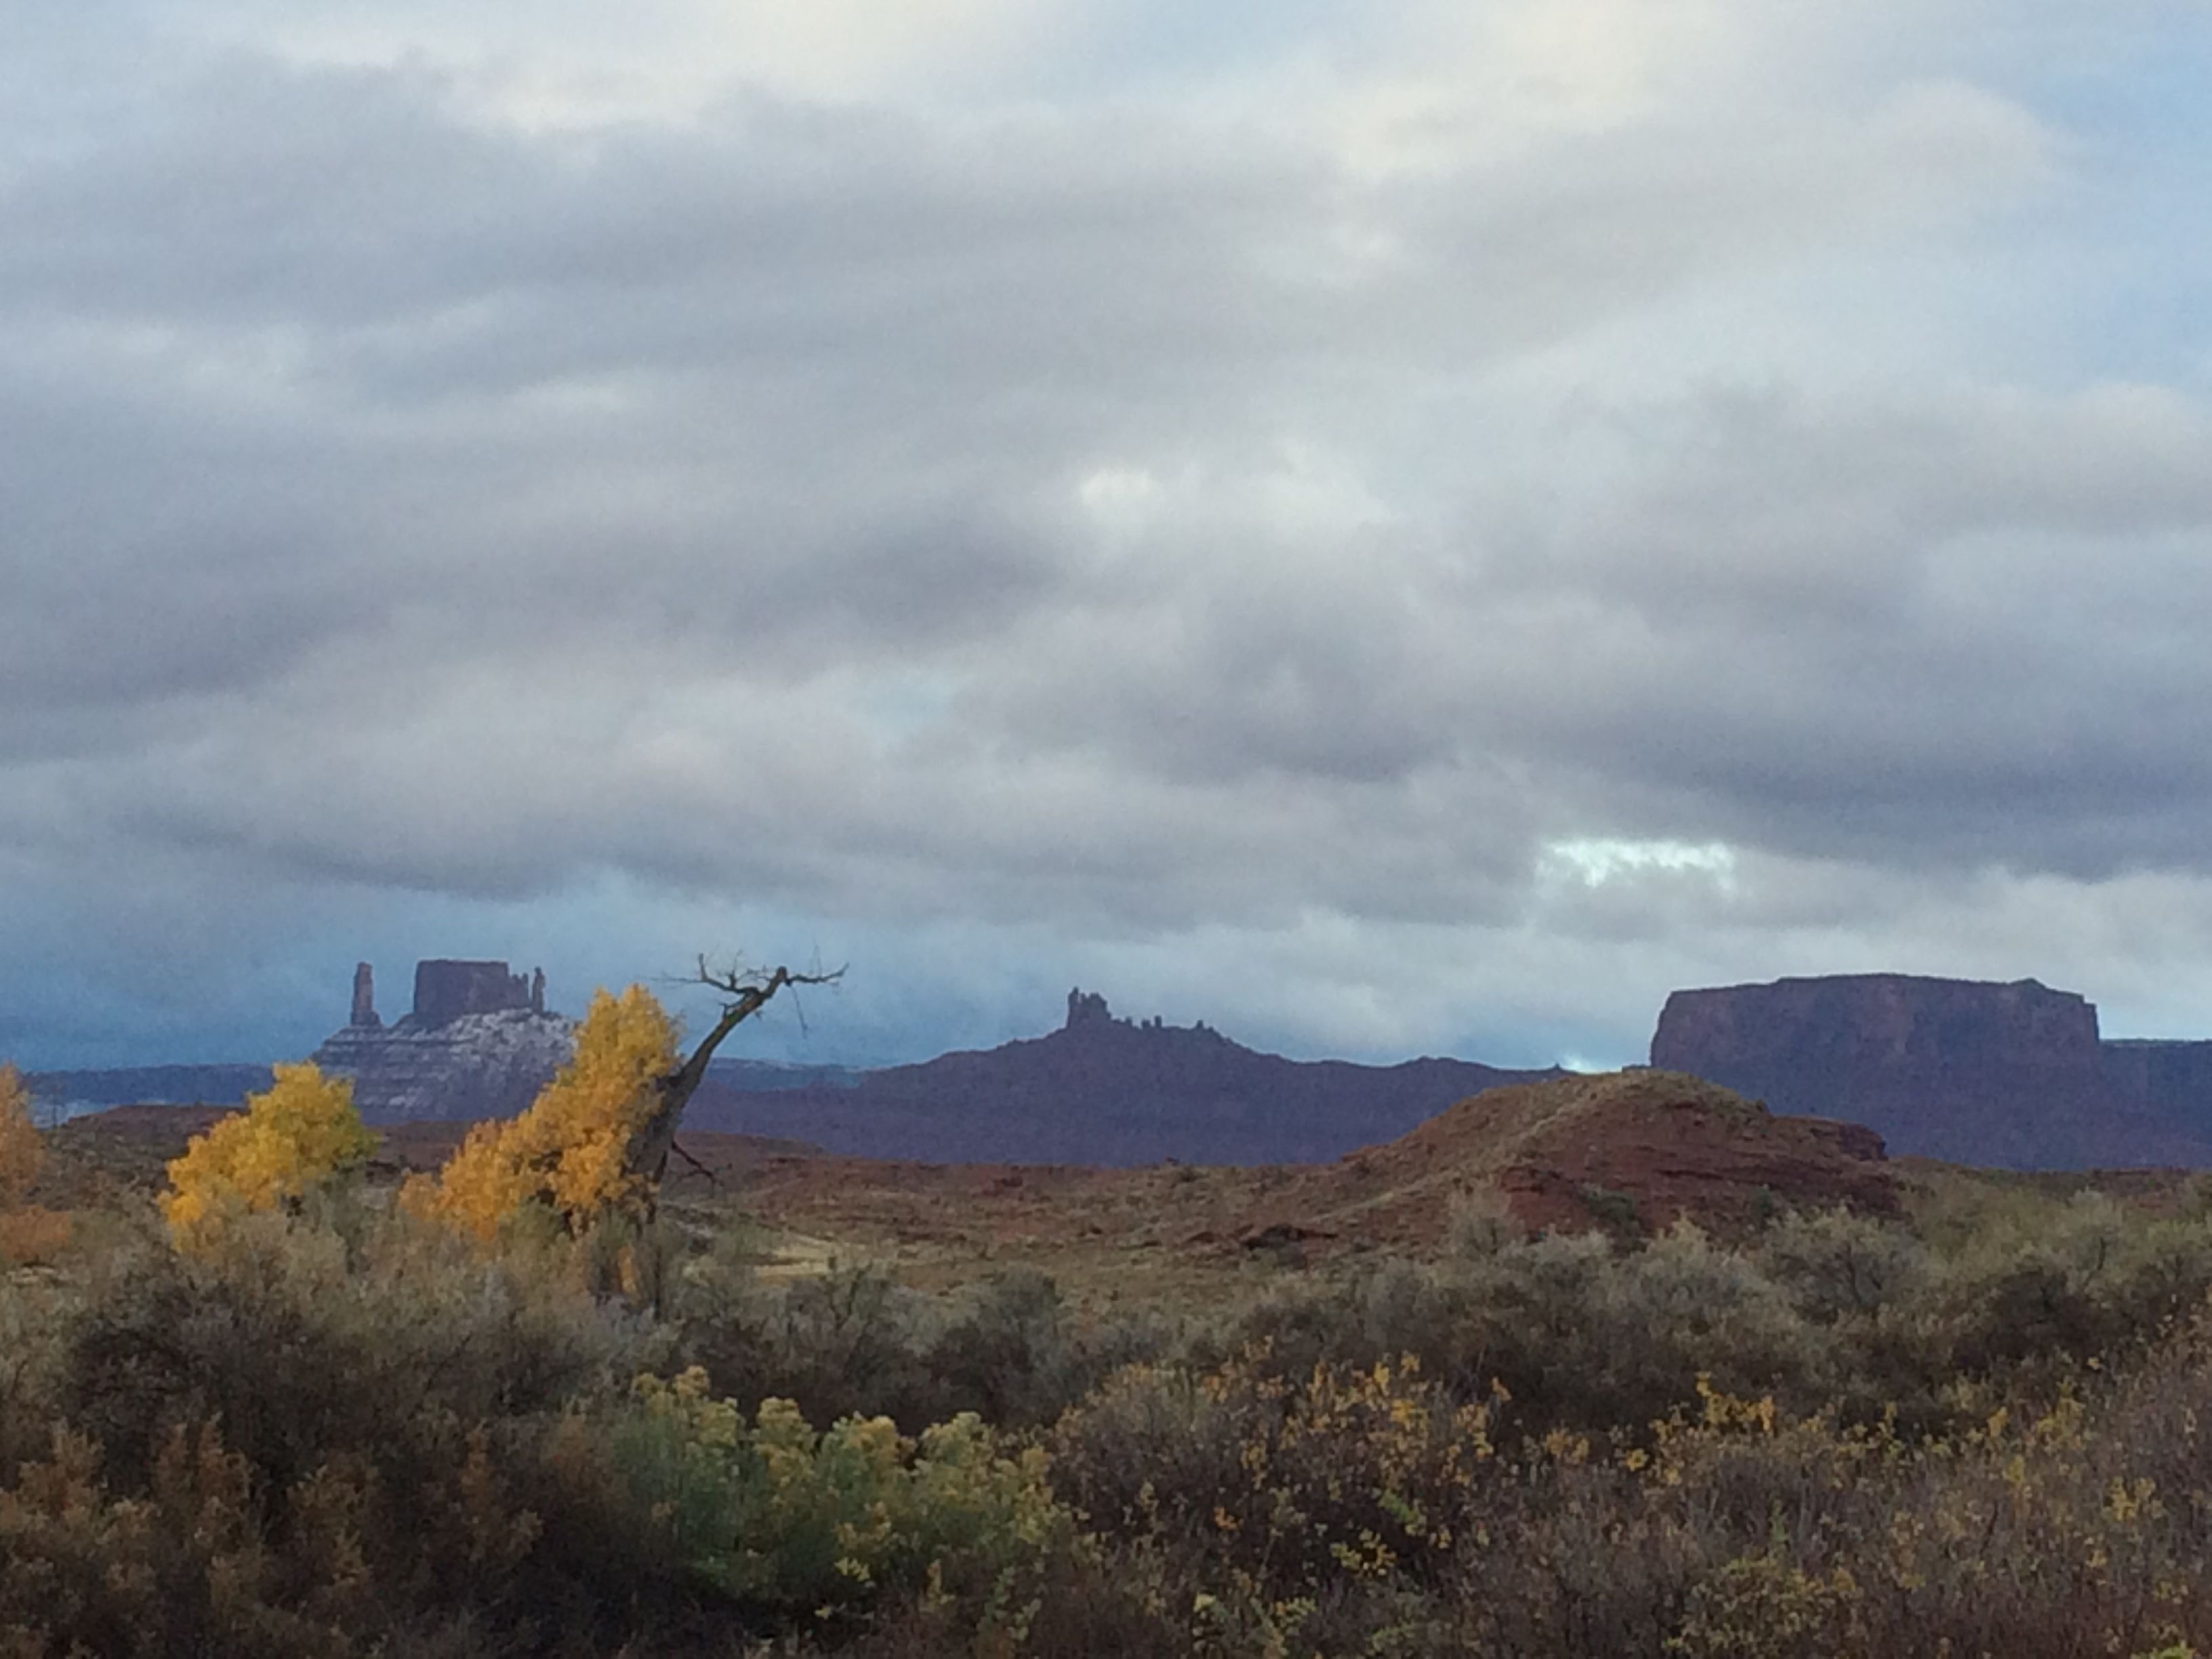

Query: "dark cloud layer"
<box><xmin>5</xmin><ymin>3</ymin><xmax>2211</xmax><ymax>1069</ymax></box>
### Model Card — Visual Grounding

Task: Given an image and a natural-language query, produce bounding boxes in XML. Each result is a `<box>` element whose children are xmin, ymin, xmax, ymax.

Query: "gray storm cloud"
<box><xmin>3</xmin><ymin>1</ymin><xmax>2211</xmax><ymax>1067</ymax></box>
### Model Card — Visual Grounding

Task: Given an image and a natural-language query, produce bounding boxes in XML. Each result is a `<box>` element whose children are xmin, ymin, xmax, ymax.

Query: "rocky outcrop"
<box><xmin>686</xmin><ymin>990</ymin><xmax>1562</xmax><ymax>1165</ymax></box>
<box><xmin>350</xmin><ymin>962</ymin><xmax>381</xmax><ymax>1029</ymax></box>
<box><xmin>312</xmin><ymin>960</ymin><xmax>573</xmax><ymax>1125</ymax></box>
<box><xmin>1066</xmin><ymin>987</ymin><xmax>1111</xmax><ymax>1029</ymax></box>
<box><xmin>412</xmin><ymin>960</ymin><xmax>539</xmax><ymax>1026</ymax></box>
<box><xmin>1650</xmin><ymin>974</ymin><xmax>2212</xmax><ymax>1168</ymax></box>
<box><xmin>315</xmin><ymin>1009</ymin><xmax>575</xmax><ymax>1125</ymax></box>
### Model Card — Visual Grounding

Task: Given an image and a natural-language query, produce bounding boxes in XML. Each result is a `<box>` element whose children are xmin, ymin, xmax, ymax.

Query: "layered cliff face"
<box><xmin>309</xmin><ymin>958</ymin><xmax>571</xmax><ymax>1126</ymax></box>
<box><xmin>2104</xmin><ymin>1040</ymin><xmax>2212</xmax><ymax>1140</ymax></box>
<box><xmin>1651</xmin><ymin>975</ymin><xmax>2212</xmax><ymax>1168</ymax></box>
<box><xmin>313</xmin><ymin>1008</ymin><xmax>576</xmax><ymax>1125</ymax></box>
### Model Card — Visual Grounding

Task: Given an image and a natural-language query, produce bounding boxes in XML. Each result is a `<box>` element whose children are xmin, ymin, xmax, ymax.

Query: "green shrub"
<box><xmin>611</xmin><ymin>1366</ymin><xmax>1076</xmax><ymax>1639</ymax></box>
<box><xmin>1754</xmin><ymin>1207</ymin><xmax>1927</xmax><ymax>1324</ymax></box>
<box><xmin>1579</xmin><ymin>1183</ymin><xmax>1645</xmax><ymax>1235</ymax></box>
<box><xmin>676</xmin><ymin>1259</ymin><xmax>1166</xmax><ymax>1433</ymax></box>
<box><xmin>61</xmin><ymin>1207</ymin><xmax>643</xmax><ymax>1499</ymax></box>
<box><xmin>1225</xmin><ymin>1225</ymin><xmax>1823</xmax><ymax>1435</ymax></box>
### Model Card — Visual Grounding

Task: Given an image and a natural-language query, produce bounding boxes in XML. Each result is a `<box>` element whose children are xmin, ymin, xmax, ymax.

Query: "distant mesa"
<box><xmin>315</xmin><ymin>958</ymin><xmax>573</xmax><ymax>1126</ymax></box>
<box><xmin>345</xmin><ymin>959</ymin><xmax>548</xmax><ymax>1031</ymax></box>
<box><xmin>2105</xmin><ymin>1037</ymin><xmax>2212</xmax><ymax>1132</ymax></box>
<box><xmin>409</xmin><ymin>959</ymin><xmax>546</xmax><ymax>1025</ymax></box>
<box><xmin>1651</xmin><ymin>972</ymin><xmax>2212</xmax><ymax>1169</ymax></box>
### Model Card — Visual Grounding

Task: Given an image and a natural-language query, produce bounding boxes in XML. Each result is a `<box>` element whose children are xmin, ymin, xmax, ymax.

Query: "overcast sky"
<box><xmin>5</xmin><ymin>1</ymin><xmax>2211</xmax><ymax>1071</ymax></box>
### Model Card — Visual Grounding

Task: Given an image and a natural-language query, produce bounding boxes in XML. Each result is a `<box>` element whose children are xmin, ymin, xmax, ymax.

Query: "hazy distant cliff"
<box><xmin>1651</xmin><ymin>974</ymin><xmax>2212</xmax><ymax>1168</ymax></box>
<box><xmin>2104</xmin><ymin>1039</ymin><xmax>2212</xmax><ymax>1134</ymax></box>
<box><xmin>24</xmin><ymin>1064</ymin><xmax>276</xmax><ymax>1123</ymax></box>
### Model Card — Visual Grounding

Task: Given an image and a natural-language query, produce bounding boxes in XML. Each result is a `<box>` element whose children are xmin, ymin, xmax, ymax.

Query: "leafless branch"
<box><xmin>667</xmin><ymin>1138</ymin><xmax>718</xmax><ymax>1188</ymax></box>
<box><xmin>621</xmin><ymin>956</ymin><xmax>846</xmax><ymax>1193</ymax></box>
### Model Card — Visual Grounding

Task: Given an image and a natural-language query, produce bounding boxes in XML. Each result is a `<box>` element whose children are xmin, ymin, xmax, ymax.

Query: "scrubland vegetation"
<box><xmin>13</xmin><ymin>1010</ymin><xmax>2212</xmax><ymax>1654</ymax></box>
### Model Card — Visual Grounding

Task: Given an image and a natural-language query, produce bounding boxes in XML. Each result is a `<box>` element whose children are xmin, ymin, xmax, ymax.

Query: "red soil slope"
<box><xmin>1254</xmin><ymin>1068</ymin><xmax>1896</xmax><ymax>1246</ymax></box>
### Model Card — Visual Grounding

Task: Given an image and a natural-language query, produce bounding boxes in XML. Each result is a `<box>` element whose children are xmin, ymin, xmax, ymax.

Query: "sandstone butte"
<box><xmin>311</xmin><ymin>958</ymin><xmax>574</xmax><ymax>1125</ymax></box>
<box><xmin>1651</xmin><ymin>972</ymin><xmax>2212</xmax><ymax>1170</ymax></box>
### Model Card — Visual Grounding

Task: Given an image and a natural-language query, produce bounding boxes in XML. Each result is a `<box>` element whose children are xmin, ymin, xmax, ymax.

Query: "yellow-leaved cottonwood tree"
<box><xmin>0</xmin><ymin>1063</ymin><xmax>43</xmax><ymax>1207</ymax></box>
<box><xmin>408</xmin><ymin>961</ymin><xmax>836</xmax><ymax>1242</ymax></box>
<box><xmin>160</xmin><ymin>1062</ymin><xmax>377</xmax><ymax>1249</ymax></box>
<box><xmin>408</xmin><ymin>983</ymin><xmax>679</xmax><ymax>1242</ymax></box>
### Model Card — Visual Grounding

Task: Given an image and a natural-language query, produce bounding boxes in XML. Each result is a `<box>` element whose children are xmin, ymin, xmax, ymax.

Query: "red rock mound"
<box><xmin>1254</xmin><ymin>1069</ymin><xmax>1895</xmax><ymax>1248</ymax></box>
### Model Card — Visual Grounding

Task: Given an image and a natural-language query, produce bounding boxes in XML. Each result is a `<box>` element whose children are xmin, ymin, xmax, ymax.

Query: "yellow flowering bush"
<box><xmin>159</xmin><ymin>1063</ymin><xmax>375</xmax><ymax>1250</ymax></box>
<box><xmin>613</xmin><ymin>1366</ymin><xmax>1073</xmax><ymax>1631</ymax></box>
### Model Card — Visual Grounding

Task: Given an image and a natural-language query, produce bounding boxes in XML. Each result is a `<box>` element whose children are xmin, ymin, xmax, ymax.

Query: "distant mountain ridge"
<box><xmin>683</xmin><ymin>987</ymin><xmax>1564</xmax><ymax>1165</ymax></box>
<box><xmin>706</xmin><ymin>1058</ymin><xmax>865</xmax><ymax>1093</ymax></box>
<box><xmin>24</xmin><ymin>1064</ymin><xmax>276</xmax><ymax>1124</ymax></box>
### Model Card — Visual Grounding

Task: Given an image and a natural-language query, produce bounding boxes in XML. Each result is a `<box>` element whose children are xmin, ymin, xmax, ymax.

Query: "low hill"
<box><xmin>682</xmin><ymin>988</ymin><xmax>1563</xmax><ymax>1165</ymax></box>
<box><xmin>1249</xmin><ymin>1069</ymin><xmax>1898</xmax><ymax>1247</ymax></box>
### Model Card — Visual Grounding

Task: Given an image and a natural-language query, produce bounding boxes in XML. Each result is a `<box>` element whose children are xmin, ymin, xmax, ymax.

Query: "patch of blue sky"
<box><xmin>1024</xmin><ymin>0</ymin><xmax>1360</xmax><ymax>97</ymax></box>
<box><xmin>855</xmin><ymin>672</ymin><xmax>960</xmax><ymax>750</ymax></box>
<box><xmin>1992</xmin><ymin>9</ymin><xmax>2212</xmax><ymax>149</ymax></box>
<box><xmin>1966</xmin><ymin>14</ymin><xmax>2212</xmax><ymax>386</ymax></box>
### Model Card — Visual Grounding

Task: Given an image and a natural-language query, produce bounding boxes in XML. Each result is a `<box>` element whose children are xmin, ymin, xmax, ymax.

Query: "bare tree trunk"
<box><xmin>624</xmin><ymin>962</ymin><xmax>840</xmax><ymax>1191</ymax></box>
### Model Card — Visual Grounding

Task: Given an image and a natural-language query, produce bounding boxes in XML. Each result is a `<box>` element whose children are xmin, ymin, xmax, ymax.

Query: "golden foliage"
<box><xmin>0</xmin><ymin>1062</ymin><xmax>44</xmax><ymax>1208</ymax></box>
<box><xmin>405</xmin><ymin>985</ymin><xmax>678</xmax><ymax>1242</ymax></box>
<box><xmin>159</xmin><ymin>1062</ymin><xmax>376</xmax><ymax>1250</ymax></box>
